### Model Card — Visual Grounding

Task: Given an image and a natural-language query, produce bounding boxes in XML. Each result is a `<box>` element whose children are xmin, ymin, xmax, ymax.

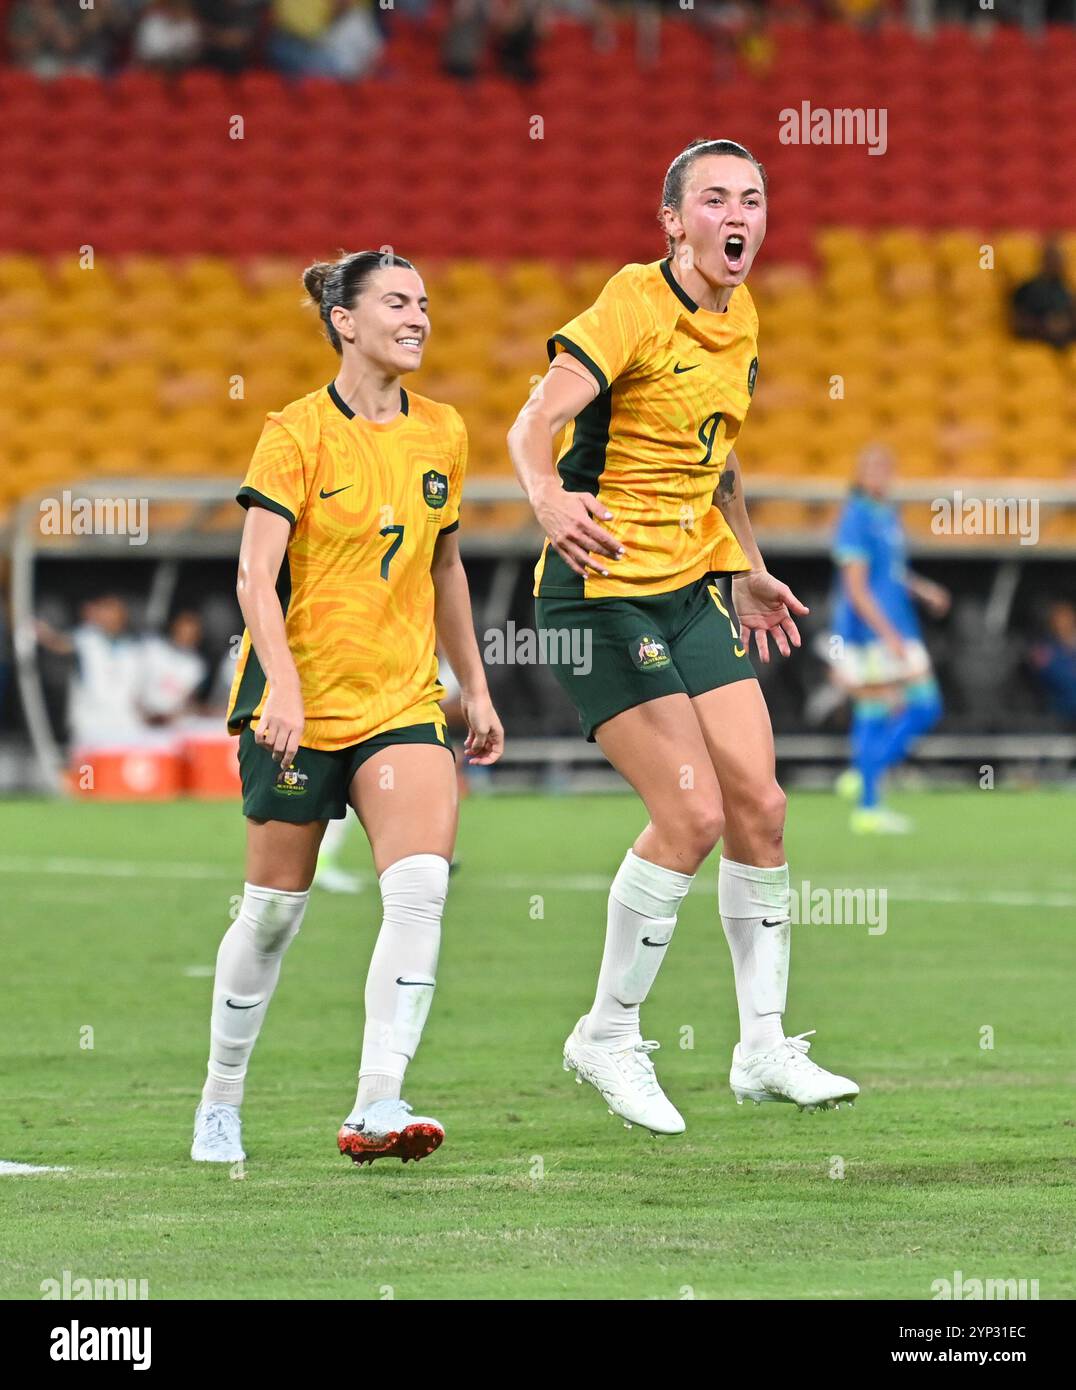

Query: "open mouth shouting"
<box><xmin>723</xmin><ymin>233</ymin><xmax>747</xmax><ymax>274</ymax></box>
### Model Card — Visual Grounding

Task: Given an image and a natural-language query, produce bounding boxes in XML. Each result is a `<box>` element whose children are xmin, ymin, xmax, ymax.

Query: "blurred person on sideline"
<box><xmin>0</xmin><ymin>558</ymin><xmax>11</xmax><ymax>728</ymax></box>
<box><xmin>827</xmin><ymin>444</ymin><xmax>950</xmax><ymax>834</ymax></box>
<box><xmin>1028</xmin><ymin>599</ymin><xmax>1076</xmax><ymax>726</ymax></box>
<box><xmin>140</xmin><ymin>610</ymin><xmax>211</xmax><ymax>726</ymax></box>
<box><xmin>36</xmin><ymin>594</ymin><xmax>145</xmax><ymax>748</ymax></box>
<box><xmin>1011</xmin><ymin>240</ymin><xmax>1076</xmax><ymax>349</ymax></box>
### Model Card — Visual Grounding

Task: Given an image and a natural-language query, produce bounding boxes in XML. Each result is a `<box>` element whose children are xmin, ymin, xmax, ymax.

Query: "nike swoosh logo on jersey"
<box><xmin>761</xmin><ymin>918</ymin><xmax>790</xmax><ymax>928</ymax></box>
<box><xmin>226</xmin><ymin>998</ymin><xmax>262</xmax><ymax>1009</ymax></box>
<box><xmin>673</xmin><ymin>362</ymin><xmax>699</xmax><ymax>373</ymax></box>
<box><xmin>641</xmin><ymin>936</ymin><xmax>671</xmax><ymax>947</ymax></box>
<box><xmin>395</xmin><ymin>977</ymin><xmax>430</xmax><ymax>985</ymax></box>
<box><xmin>319</xmin><ymin>485</ymin><xmax>352</xmax><ymax>499</ymax></box>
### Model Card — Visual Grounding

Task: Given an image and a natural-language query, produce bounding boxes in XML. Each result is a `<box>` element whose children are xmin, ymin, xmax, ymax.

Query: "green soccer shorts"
<box><xmin>534</xmin><ymin>571</ymin><xmax>757</xmax><ymax>741</ymax></box>
<box><xmin>237</xmin><ymin>721</ymin><xmax>453</xmax><ymax>823</ymax></box>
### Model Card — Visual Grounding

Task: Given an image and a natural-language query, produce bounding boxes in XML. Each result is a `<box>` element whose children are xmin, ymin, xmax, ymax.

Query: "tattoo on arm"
<box><xmin>717</xmin><ymin>468</ymin><xmax>737</xmax><ymax>504</ymax></box>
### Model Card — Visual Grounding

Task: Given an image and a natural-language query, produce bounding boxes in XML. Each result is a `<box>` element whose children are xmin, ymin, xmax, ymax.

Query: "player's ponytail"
<box><xmin>301</xmin><ymin>249</ymin><xmax>417</xmax><ymax>354</ymax></box>
<box><xmin>659</xmin><ymin>139</ymin><xmax>768</xmax><ymax>256</ymax></box>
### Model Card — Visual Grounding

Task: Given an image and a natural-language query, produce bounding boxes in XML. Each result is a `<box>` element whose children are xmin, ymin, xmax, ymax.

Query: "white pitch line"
<box><xmin>0</xmin><ymin>856</ymin><xmax>233</xmax><ymax>881</ymax></box>
<box><xmin>0</xmin><ymin>1161</ymin><xmax>70</xmax><ymax>1175</ymax></box>
<box><xmin>477</xmin><ymin>875</ymin><xmax>1076</xmax><ymax>910</ymax></box>
<box><xmin>0</xmin><ymin>858</ymin><xmax>1072</xmax><ymax>911</ymax></box>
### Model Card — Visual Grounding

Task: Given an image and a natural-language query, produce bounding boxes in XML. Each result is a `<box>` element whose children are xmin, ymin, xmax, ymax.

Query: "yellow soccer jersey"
<box><xmin>227</xmin><ymin>382</ymin><xmax>466</xmax><ymax>751</ymax></box>
<box><xmin>534</xmin><ymin>258</ymin><xmax>757</xmax><ymax>599</ymax></box>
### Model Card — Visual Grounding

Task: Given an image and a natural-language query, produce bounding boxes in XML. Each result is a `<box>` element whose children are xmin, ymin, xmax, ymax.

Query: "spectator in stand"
<box><xmin>441</xmin><ymin>0</ymin><xmax>544</xmax><ymax>83</ymax></box>
<box><xmin>267</xmin><ymin>0</ymin><xmax>383</xmax><ymax>79</ymax></box>
<box><xmin>133</xmin><ymin>0</ymin><xmax>203</xmax><ymax>72</ymax></box>
<box><xmin>195</xmin><ymin>0</ymin><xmax>267</xmax><ymax>74</ymax></box>
<box><xmin>441</xmin><ymin>0</ymin><xmax>487</xmax><ymax>79</ymax></box>
<box><xmin>492</xmin><ymin>0</ymin><xmax>543</xmax><ymax>82</ymax></box>
<box><xmin>592</xmin><ymin>0</ymin><xmax>660</xmax><ymax>64</ymax></box>
<box><xmin>827</xmin><ymin>0</ymin><xmax>885</xmax><ymax>27</ymax></box>
<box><xmin>1011</xmin><ymin>241</ymin><xmax>1076</xmax><ymax>350</ymax></box>
<box><xmin>1028</xmin><ymin>600</ymin><xmax>1076</xmax><ymax>726</ymax></box>
<box><xmin>8</xmin><ymin>0</ymin><xmax>117</xmax><ymax>77</ymax></box>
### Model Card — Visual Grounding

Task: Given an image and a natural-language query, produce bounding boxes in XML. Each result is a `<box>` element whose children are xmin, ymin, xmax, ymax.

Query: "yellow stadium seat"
<box><xmin>994</xmin><ymin>232</ymin><xmax>1043</xmax><ymax>283</ymax></box>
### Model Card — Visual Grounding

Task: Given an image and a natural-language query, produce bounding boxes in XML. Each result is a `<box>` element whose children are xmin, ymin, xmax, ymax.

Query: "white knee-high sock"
<box><xmin>718</xmin><ymin>857</ymin><xmax>790</xmax><ymax>1055</ymax></box>
<box><xmin>356</xmin><ymin>853</ymin><xmax>448</xmax><ymax>1110</ymax></box>
<box><xmin>584</xmin><ymin>850</ymin><xmax>695</xmax><ymax>1047</ymax></box>
<box><xmin>202</xmin><ymin>883</ymin><xmax>309</xmax><ymax>1106</ymax></box>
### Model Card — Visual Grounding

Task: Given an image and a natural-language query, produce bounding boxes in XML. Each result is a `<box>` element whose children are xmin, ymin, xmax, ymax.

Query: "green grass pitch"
<box><xmin>1</xmin><ymin>789</ymin><xmax>1073</xmax><ymax>1300</ymax></box>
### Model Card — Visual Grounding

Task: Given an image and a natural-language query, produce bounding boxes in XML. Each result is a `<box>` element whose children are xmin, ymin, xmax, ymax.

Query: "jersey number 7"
<box><xmin>379</xmin><ymin>524</ymin><xmax>405</xmax><ymax>580</ymax></box>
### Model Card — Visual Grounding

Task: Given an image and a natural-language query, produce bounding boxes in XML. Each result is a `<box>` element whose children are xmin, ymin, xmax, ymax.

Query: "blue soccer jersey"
<box><xmin>831</xmin><ymin>491</ymin><xmax>919</xmax><ymax>645</ymax></box>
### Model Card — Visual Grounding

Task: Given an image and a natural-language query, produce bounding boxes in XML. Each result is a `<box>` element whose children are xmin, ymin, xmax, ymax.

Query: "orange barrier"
<box><xmin>181</xmin><ymin>731</ymin><xmax>242</xmax><ymax>800</ymax></box>
<box><xmin>70</xmin><ymin>742</ymin><xmax>184</xmax><ymax>800</ymax></box>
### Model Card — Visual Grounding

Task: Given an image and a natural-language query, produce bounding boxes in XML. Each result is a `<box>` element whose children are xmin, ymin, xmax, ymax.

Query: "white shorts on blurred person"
<box><xmin>828</xmin><ymin>636</ymin><xmax>932</xmax><ymax>689</ymax></box>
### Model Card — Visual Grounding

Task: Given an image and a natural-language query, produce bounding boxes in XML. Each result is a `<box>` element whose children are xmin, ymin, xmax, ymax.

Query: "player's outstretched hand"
<box><xmin>532</xmin><ymin>483</ymin><xmax>624</xmax><ymax>578</ymax></box>
<box><xmin>462</xmin><ymin>691</ymin><xmax>504</xmax><ymax>766</ymax></box>
<box><xmin>255</xmin><ymin>682</ymin><xmax>305</xmax><ymax>769</ymax></box>
<box><xmin>731</xmin><ymin>570</ymin><xmax>809</xmax><ymax>663</ymax></box>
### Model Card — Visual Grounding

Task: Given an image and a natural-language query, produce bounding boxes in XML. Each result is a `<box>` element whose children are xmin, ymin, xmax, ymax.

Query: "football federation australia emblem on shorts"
<box><xmin>747</xmin><ymin>356</ymin><xmax>758</xmax><ymax>396</ymax></box>
<box><xmin>274</xmin><ymin>765</ymin><xmax>309</xmax><ymax>796</ymax></box>
<box><xmin>630</xmin><ymin>634</ymin><xmax>671</xmax><ymax>671</ymax></box>
<box><xmin>422</xmin><ymin>469</ymin><xmax>448</xmax><ymax>510</ymax></box>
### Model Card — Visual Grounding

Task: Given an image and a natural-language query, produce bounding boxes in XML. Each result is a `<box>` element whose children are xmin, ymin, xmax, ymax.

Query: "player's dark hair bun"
<box><xmin>302</xmin><ymin>261</ymin><xmax>333</xmax><ymax>304</ymax></box>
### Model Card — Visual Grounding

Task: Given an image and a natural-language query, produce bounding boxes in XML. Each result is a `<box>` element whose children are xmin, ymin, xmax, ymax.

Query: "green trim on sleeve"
<box><xmin>834</xmin><ymin>547</ymin><xmax>869</xmax><ymax>563</ymax></box>
<box><xmin>546</xmin><ymin>335</ymin><xmax>610</xmax><ymax>394</ymax></box>
<box><xmin>440</xmin><ymin>519</ymin><xmax>459</xmax><ymax>535</ymax></box>
<box><xmin>237</xmin><ymin>486</ymin><xmax>296</xmax><ymax>526</ymax></box>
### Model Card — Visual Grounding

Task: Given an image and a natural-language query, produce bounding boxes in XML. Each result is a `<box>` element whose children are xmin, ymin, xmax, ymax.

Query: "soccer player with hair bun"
<box><xmin>192</xmin><ymin>251</ymin><xmax>502</xmax><ymax>1168</ymax></box>
<box><xmin>508</xmin><ymin>140</ymin><xmax>859</xmax><ymax>1134</ymax></box>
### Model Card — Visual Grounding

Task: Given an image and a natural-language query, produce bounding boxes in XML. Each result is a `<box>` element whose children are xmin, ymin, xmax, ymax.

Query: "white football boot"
<box><xmin>312</xmin><ymin>860</ymin><xmax>364</xmax><ymax>893</ymax></box>
<box><xmin>562</xmin><ymin>1017</ymin><xmax>685</xmax><ymax>1135</ymax></box>
<box><xmin>337</xmin><ymin>1098</ymin><xmax>444</xmax><ymax>1166</ymax></box>
<box><xmin>730</xmin><ymin>1030</ymin><xmax>859</xmax><ymax>1113</ymax></box>
<box><xmin>191</xmin><ymin>1102</ymin><xmax>246</xmax><ymax>1162</ymax></box>
<box><xmin>850</xmin><ymin>806</ymin><xmax>911</xmax><ymax>835</ymax></box>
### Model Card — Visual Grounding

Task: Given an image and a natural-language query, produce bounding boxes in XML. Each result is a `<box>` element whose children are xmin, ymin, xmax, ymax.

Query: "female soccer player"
<box><xmin>192</xmin><ymin>251</ymin><xmax>503</xmax><ymax>1166</ymax></box>
<box><xmin>507</xmin><ymin>139</ymin><xmax>858</xmax><ymax>1134</ymax></box>
<box><xmin>830</xmin><ymin>443</ymin><xmax>948</xmax><ymax>834</ymax></box>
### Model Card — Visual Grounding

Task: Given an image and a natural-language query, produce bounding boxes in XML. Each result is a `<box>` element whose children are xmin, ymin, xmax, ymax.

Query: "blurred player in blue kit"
<box><xmin>828</xmin><ymin>445</ymin><xmax>950</xmax><ymax>833</ymax></box>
